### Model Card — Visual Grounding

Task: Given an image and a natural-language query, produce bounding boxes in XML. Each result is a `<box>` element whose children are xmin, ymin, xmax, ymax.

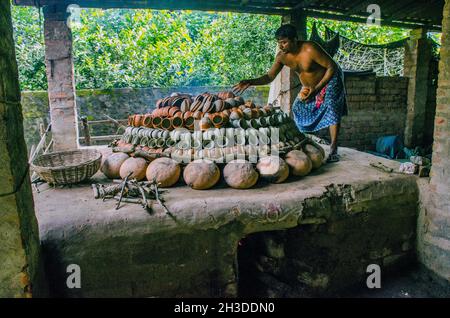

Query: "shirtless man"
<box><xmin>232</xmin><ymin>24</ymin><xmax>347</xmax><ymax>162</ymax></box>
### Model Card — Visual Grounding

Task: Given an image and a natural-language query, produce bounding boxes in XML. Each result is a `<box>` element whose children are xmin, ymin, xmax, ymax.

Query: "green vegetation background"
<box><xmin>13</xmin><ymin>6</ymin><xmax>439</xmax><ymax>91</ymax></box>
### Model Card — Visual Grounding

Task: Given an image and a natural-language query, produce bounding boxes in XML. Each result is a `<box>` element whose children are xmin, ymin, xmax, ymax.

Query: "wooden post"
<box><xmin>81</xmin><ymin>117</ymin><xmax>91</xmax><ymax>146</ymax></box>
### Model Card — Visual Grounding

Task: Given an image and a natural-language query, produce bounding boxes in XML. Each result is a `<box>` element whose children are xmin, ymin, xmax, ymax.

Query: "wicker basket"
<box><xmin>31</xmin><ymin>149</ymin><xmax>102</xmax><ymax>185</ymax></box>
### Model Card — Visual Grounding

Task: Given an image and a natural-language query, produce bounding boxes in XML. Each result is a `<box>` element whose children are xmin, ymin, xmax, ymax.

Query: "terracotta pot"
<box><xmin>243</xmin><ymin>108</ymin><xmax>252</xmax><ymax>120</ymax></box>
<box><xmin>161</xmin><ymin>117</ymin><xmax>172</xmax><ymax>130</ymax></box>
<box><xmin>200</xmin><ymin>117</ymin><xmax>212</xmax><ymax>131</ymax></box>
<box><xmin>171</xmin><ymin>116</ymin><xmax>184</xmax><ymax>129</ymax></box>
<box><xmin>162</xmin><ymin>107</ymin><xmax>170</xmax><ymax>117</ymax></box>
<box><xmin>222</xmin><ymin>109</ymin><xmax>230</xmax><ymax>117</ymax></box>
<box><xmin>142</xmin><ymin>114</ymin><xmax>153</xmax><ymax>127</ymax></box>
<box><xmin>134</xmin><ymin>114</ymin><xmax>143</xmax><ymax>127</ymax></box>
<box><xmin>192</xmin><ymin>111</ymin><xmax>203</xmax><ymax>120</ymax></box>
<box><xmin>251</xmin><ymin>108</ymin><xmax>259</xmax><ymax>119</ymax></box>
<box><xmin>185</xmin><ymin>118</ymin><xmax>195</xmax><ymax>129</ymax></box>
<box><xmin>221</xmin><ymin>113</ymin><xmax>229</xmax><ymax>125</ymax></box>
<box><xmin>229</xmin><ymin>110</ymin><xmax>241</xmax><ymax>121</ymax></box>
<box><xmin>128</xmin><ymin>115</ymin><xmax>134</xmax><ymax>126</ymax></box>
<box><xmin>211</xmin><ymin>113</ymin><xmax>224</xmax><ymax>127</ymax></box>
<box><xmin>183</xmin><ymin>111</ymin><xmax>193</xmax><ymax>120</ymax></box>
<box><xmin>180</xmin><ymin>99</ymin><xmax>191</xmax><ymax>113</ymax></box>
<box><xmin>168</xmin><ymin>106</ymin><xmax>181</xmax><ymax>117</ymax></box>
<box><xmin>152</xmin><ymin>116</ymin><xmax>163</xmax><ymax>127</ymax></box>
<box><xmin>245</xmin><ymin>101</ymin><xmax>256</xmax><ymax>108</ymax></box>
<box><xmin>152</xmin><ymin>108</ymin><xmax>161</xmax><ymax>117</ymax></box>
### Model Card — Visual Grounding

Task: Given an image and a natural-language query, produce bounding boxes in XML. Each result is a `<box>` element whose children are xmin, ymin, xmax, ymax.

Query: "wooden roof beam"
<box><xmin>304</xmin><ymin>9</ymin><xmax>441</xmax><ymax>31</ymax></box>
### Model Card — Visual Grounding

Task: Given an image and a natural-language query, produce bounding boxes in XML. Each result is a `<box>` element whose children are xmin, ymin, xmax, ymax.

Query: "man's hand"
<box><xmin>232</xmin><ymin>80</ymin><xmax>252</xmax><ymax>95</ymax></box>
<box><xmin>300</xmin><ymin>86</ymin><xmax>316</xmax><ymax>102</ymax></box>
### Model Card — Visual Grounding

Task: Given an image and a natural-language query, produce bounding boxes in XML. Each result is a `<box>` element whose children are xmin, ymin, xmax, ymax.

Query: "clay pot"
<box><xmin>171</xmin><ymin>116</ymin><xmax>184</xmax><ymax>129</ymax></box>
<box><xmin>213</xmin><ymin>99</ymin><xmax>225</xmax><ymax>112</ymax></box>
<box><xmin>133</xmin><ymin>114</ymin><xmax>143</xmax><ymax>127</ymax></box>
<box><xmin>168</xmin><ymin>106</ymin><xmax>181</xmax><ymax>117</ymax></box>
<box><xmin>192</xmin><ymin>111</ymin><xmax>203</xmax><ymax>120</ymax></box>
<box><xmin>211</xmin><ymin>113</ymin><xmax>224</xmax><ymax>127</ymax></box>
<box><xmin>234</xmin><ymin>96</ymin><xmax>245</xmax><ymax>105</ymax></box>
<box><xmin>128</xmin><ymin>115</ymin><xmax>134</xmax><ymax>126</ymax></box>
<box><xmin>152</xmin><ymin>116</ymin><xmax>163</xmax><ymax>127</ymax></box>
<box><xmin>200</xmin><ymin>117</ymin><xmax>212</xmax><ymax>131</ymax></box>
<box><xmin>161</xmin><ymin>117</ymin><xmax>172</xmax><ymax>130</ymax></box>
<box><xmin>180</xmin><ymin>99</ymin><xmax>192</xmax><ymax>112</ymax></box>
<box><xmin>218</xmin><ymin>91</ymin><xmax>235</xmax><ymax>100</ymax></box>
<box><xmin>184</xmin><ymin>115</ymin><xmax>195</xmax><ymax>129</ymax></box>
<box><xmin>229</xmin><ymin>110</ymin><xmax>242</xmax><ymax>121</ymax></box>
<box><xmin>183</xmin><ymin>111</ymin><xmax>193</xmax><ymax>120</ymax></box>
<box><xmin>142</xmin><ymin>114</ymin><xmax>153</xmax><ymax>127</ymax></box>
<box><xmin>221</xmin><ymin>113</ymin><xmax>229</xmax><ymax>125</ymax></box>
<box><xmin>243</xmin><ymin>108</ymin><xmax>253</xmax><ymax>120</ymax></box>
<box><xmin>225</xmin><ymin>98</ymin><xmax>236</xmax><ymax>108</ymax></box>
<box><xmin>162</xmin><ymin>107</ymin><xmax>170</xmax><ymax>117</ymax></box>
<box><xmin>152</xmin><ymin>108</ymin><xmax>161</xmax><ymax>117</ymax></box>
<box><xmin>245</xmin><ymin>101</ymin><xmax>256</xmax><ymax>108</ymax></box>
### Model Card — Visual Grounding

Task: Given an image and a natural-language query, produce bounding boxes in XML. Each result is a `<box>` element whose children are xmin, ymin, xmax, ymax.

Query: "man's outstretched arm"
<box><xmin>232</xmin><ymin>53</ymin><xmax>284</xmax><ymax>94</ymax></box>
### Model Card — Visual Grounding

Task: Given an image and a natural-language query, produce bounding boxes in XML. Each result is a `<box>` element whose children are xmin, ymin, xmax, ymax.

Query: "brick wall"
<box><xmin>315</xmin><ymin>74</ymin><xmax>409</xmax><ymax>151</ymax></box>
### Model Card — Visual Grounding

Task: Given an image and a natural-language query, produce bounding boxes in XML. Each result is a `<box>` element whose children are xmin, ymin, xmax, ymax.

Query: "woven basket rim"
<box><xmin>31</xmin><ymin>149</ymin><xmax>102</xmax><ymax>170</ymax></box>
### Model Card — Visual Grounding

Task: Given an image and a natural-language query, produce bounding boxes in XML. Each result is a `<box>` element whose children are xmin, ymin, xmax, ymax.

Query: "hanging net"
<box><xmin>309</xmin><ymin>23</ymin><xmax>408</xmax><ymax>76</ymax></box>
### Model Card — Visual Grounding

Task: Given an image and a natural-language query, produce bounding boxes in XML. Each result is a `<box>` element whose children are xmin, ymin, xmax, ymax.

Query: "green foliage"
<box><xmin>12</xmin><ymin>6</ymin><xmax>47</xmax><ymax>90</ymax></box>
<box><xmin>12</xmin><ymin>6</ymin><xmax>441</xmax><ymax>91</ymax></box>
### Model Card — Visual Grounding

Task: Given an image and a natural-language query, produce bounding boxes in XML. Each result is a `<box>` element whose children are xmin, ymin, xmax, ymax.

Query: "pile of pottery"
<box><xmin>129</xmin><ymin>91</ymin><xmax>277</xmax><ymax>131</ymax></box>
<box><xmin>102</xmin><ymin>91</ymin><xmax>327</xmax><ymax>190</ymax></box>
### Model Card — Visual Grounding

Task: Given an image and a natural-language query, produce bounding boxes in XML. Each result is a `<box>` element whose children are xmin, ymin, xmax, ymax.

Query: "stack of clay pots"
<box><xmin>103</xmin><ymin>91</ymin><xmax>327</xmax><ymax>190</ymax></box>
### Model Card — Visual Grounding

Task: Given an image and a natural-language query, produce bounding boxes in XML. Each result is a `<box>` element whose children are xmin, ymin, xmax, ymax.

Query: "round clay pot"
<box><xmin>200</xmin><ymin>117</ymin><xmax>212</xmax><ymax>131</ymax></box>
<box><xmin>142</xmin><ymin>114</ymin><xmax>153</xmax><ymax>127</ymax></box>
<box><xmin>133</xmin><ymin>114</ymin><xmax>143</xmax><ymax>127</ymax></box>
<box><xmin>183</xmin><ymin>111</ymin><xmax>193</xmax><ymax>120</ymax></box>
<box><xmin>161</xmin><ymin>117</ymin><xmax>172</xmax><ymax>130</ymax></box>
<box><xmin>192</xmin><ymin>111</ymin><xmax>203</xmax><ymax>120</ymax></box>
<box><xmin>168</xmin><ymin>106</ymin><xmax>181</xmax><ymax>117</ymax></box>
<box><xmin>171</xmin><ymin>116</ymin><xmax>184</xmax><ymax>129</ymax></box>
<box><xmin>152</xmin><ymin>116</ymin><xmax>163</xmax><ymax>128</ymax></box>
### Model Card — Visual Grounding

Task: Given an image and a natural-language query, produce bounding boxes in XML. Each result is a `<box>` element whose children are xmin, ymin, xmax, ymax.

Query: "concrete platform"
<box><xmin>33</xmin><ymin>147</ymin><xmax>420</xmax><ymax>297</ymax></box>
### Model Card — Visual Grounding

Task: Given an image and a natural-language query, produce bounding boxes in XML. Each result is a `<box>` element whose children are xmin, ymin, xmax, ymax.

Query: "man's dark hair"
<box><xmin>275</xmin><ymin>24</ymin><xmax>298</xmax><ymax>40</ymax></box>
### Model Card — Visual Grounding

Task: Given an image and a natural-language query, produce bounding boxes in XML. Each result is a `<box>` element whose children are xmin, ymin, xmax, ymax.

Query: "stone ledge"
<box><xmin>34</xmin><ymin>147</ymin><xmax>419</xmax><ymax>297</ymax></box>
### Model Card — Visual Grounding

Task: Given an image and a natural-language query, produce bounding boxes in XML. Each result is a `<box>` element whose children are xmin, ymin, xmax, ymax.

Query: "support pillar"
<box><xmin>268</xmin><ymin>10</ymin><xmax>307</xmax><ymax>116</ymax></box>
<box><xmin>0</xmin><ymin>0</ymin><xmax>44</xmax><ymax>297</ymax></box>
<box><xmin>43</xmin><ymin>5</ymin><xmax>79</xmax><ymax>150</ymax></box>
<box><xmin>418</xmin><ymin>0</ymin><xmax>450</xmax><ymax>283</ymax></box>
<box><xmin>403</xmin><ymin>28</ymin><xmax>433</xmax><ymax>148</ymax></box>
